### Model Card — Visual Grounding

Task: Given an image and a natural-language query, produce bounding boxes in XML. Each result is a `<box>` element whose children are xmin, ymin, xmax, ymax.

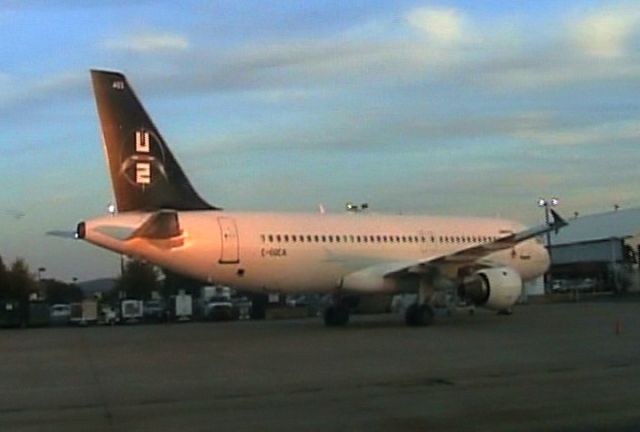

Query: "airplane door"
<box><xmin>218</xmin><ymin>217</ymin><xmax>239</xmax><ymax>264</ymax></box>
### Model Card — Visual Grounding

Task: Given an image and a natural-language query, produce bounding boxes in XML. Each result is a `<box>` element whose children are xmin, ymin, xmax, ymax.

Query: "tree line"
<box><xmin>0</xmin><ymin>254</ymin><xmax>205</xmax><ymax>305</ymax></box>
<box><xmin>0</xmin><ymin>255</ymin><xmax>83</xmax><ymax>304</ymax></box>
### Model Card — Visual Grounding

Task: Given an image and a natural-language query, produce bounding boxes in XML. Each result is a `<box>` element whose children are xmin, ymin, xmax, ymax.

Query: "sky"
<box><xmin>1</xmin><ymin>0</ymin><xmax>640</xmax><ymax>282</ymax></box>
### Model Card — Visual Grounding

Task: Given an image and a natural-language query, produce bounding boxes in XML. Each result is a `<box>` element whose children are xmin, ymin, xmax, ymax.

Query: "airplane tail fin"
<box><xmin>90</xmin><ymin>70</ymin><xmax>219</xmax><ymax>212</ymax></box>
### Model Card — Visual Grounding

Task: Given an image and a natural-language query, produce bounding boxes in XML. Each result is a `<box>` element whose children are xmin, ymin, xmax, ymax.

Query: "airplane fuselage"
<box><xmin>82</xmin><ymin>211</ymin><xmax>549</xmax><ymax>295</ymax></box>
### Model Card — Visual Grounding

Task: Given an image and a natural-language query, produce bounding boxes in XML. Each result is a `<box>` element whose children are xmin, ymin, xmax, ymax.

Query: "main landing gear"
<box><xmin>404</xmin><ymin>303</ymin><xmax>434</xmax><ymax>326</ymax></box>
<box><xmin>323</xmin><ymin>295</ymin><xmax>351</xmax><ymax>327</ymax></box>
<box><xmin>323</xmin><ymin>304</ymin><xmax>350</xmax><ymax>326</ymax></box>
<box><xmin>404</xmin><ymin>279</ymin><xmax>436</xmax><ymax>327</ymax></box>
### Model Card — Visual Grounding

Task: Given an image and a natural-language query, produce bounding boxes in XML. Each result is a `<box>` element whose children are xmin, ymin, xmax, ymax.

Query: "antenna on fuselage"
<box><xmin>345</xmin><ymin>202</ymin><xmax>369</xmax><ymax>213</ymax></box>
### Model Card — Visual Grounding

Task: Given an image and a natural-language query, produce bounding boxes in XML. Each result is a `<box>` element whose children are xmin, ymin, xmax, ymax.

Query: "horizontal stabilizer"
<box><xmin>128</xmin><ymin>210</ymin><xmax>182</xmax><ymax>240</ymax></box>
<box><xmin>46</xmin><ymin>230</ymin><xmax>77</xmax><ymax>239</ymax></box>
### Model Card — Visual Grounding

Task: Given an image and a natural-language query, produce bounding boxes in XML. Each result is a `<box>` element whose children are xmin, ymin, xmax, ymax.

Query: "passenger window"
<box><xmin>276</xmin><ymin>234</ymin><xmax>281</xmax><ymax>242</ymax></box>
<box><xmin>328</xmin><ymin>235</ymin><xmax>333</xmax><ymax>242</ymax></box>
<box><xmin>284</xmin><ymin>235</ymin><xmax>289</xmax><ymax>242</ymax></box>
<box><xmin>268</xmin><ymin>234</ymin><xmax>274</xmax><ymax>242</ymax></box>
<box><xmin>321</xmin><ymin>235</ymin><xmax>326</xmax><ymax>242</ymax></box>
<box><xmin>314</xmin><ymin>235</ymin><xmax>319</xmax><ymax>242</ymax></box>
<box><xmin>292</xmin><ymin>235</ymin><xmax>297</xmax><ymax>242</ymax></box>
<box><xmin>260</xmin><ymin>234</ymin><xmax>265</xmax><ymax>243</ymax></box>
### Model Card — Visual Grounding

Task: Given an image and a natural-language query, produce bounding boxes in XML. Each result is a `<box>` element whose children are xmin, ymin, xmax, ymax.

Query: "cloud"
<box><xmin>512</xmin><ymin>118</ymin><xmax>640</xmax><ymax>147</ymax></box>
<box><xmin>406</xmin><ymin>7</ymin><xmax>465</xmax><ymax>44</ymax></box>
<box><xmin>103</xmin><ymin>31</ymin><xmax>189</xmax><ymax>53</ymax></box>
<box><xmin>0</xmin><ymin>71</ymin><xmax>86</xmax><ymax>116</ymax></box>
<box><xmin>570</xmin><ymin>7</ymin><xmax>640</xmax><ymax>58</ymax></box>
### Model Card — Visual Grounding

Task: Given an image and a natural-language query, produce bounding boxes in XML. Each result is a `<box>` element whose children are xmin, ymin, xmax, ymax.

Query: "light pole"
<box><xmin>37</xmin><ymin>267</ymin><xmax>46</xmax><ymax>299</ymax></box>
<box><xmin>538</xmin><ymin>197</ymin><xmax>559</xmax><ymax>291</ymax></box>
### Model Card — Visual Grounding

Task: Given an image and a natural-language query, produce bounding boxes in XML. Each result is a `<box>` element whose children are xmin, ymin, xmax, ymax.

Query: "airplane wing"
<box><xmin>387</xmin><ymin>209</ymin><xmax>567</xmax><ymax>277</ymax></box>
<box><xmin>418</xmin><ymin>208</ymin><xmax>567</xmax><ymax>267</ymax></box>
<box><xmin>341</xmin><ymin>210</ymin><xmax>567</xmax><ymax>291</ymax></box>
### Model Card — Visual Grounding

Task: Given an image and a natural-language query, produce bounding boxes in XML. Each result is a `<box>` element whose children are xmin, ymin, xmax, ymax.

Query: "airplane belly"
<box><xmin>222</xmin><ymin>246</ymin><xmax>347</xmax><ymax>294</ymax></box>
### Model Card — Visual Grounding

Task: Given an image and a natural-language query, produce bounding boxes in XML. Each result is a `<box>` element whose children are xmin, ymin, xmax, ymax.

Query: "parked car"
<box><xmin>49</xmin><ymin>304</ymin><xmax>71</xmax><ymax>326</ymax></box>
<box><xmin>204</xmin><ymin>296</ymin><xmax>235</xmax><ymax>321</ymax></box>
<box><xmin>143</xmin><ymin>299</ymin><xmax>167</xmax><ymax>322</ymax></box>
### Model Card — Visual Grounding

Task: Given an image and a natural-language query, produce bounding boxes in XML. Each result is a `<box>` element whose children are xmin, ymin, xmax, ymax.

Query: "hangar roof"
<box><xmin>550</xmin><ymin>207</ymin><xmax>640</xmax><ymax>246</ymax></box>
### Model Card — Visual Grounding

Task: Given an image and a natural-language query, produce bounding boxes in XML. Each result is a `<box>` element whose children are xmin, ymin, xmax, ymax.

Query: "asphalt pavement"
<box><xmin>1</xmin><ymin>299</ymin><xmax>639</xmax><ymax>431</ymax></box>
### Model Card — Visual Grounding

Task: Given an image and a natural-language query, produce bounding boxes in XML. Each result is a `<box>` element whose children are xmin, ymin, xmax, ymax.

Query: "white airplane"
<box><xmin>76</xmin><ymin>70</ymin><xmax>567</xmax><ymax>326</ymax></box>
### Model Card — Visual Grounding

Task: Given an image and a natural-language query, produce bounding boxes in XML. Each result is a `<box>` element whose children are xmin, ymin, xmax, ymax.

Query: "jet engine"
<box><xmin>459</xmin><ymin>267</ymin><xmax>522</xmax><ymax>311</ymax></box>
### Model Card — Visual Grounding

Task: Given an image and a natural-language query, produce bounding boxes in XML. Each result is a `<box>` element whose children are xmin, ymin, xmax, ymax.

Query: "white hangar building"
<box><xmin>546</xmin><ymin>208</ymin><xmax>640</xmax><ymax>293</ymax></box>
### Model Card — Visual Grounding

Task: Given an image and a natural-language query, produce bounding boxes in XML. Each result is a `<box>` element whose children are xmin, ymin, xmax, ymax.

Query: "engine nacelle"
<box><xmin>460</xmin><ymin>267</ymin><xmax>522</xmax><ymax>311</ymax></box>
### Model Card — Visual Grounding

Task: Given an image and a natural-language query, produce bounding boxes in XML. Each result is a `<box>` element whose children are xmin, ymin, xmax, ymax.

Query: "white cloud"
<box><xmin>0</xmin><ymin>71</ymin><xmax>85</xmax><ymax>113</ymax></box>
<box><xmin>571</xmin><ymin>7</ymin><xmax>640</xmax><ymax>58</ymax></box>
<box><xmin>103</xmin><ymin>31</ymin><xmax>189</xmax><ymax>53</ymax></box>
<box><xmin>406</xmin><ymin>7</ymin><xmax>465</xmax><ymax>44</ymax></box>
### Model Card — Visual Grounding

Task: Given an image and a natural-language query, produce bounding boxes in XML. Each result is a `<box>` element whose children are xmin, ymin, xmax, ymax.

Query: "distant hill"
<box><xmin>78</xmin><ymin>278</ymin><xmax>116</xmax><ymax>297</ymax></box>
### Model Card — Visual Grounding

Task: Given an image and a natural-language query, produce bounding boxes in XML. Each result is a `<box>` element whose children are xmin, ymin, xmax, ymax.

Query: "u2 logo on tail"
<box><xmin>119</xmin><ymin>129</ymin><xmax>168</xmax><ymax>189</ymax></box>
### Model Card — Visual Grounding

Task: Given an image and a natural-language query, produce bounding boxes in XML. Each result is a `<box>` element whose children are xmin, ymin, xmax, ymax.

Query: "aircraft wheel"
<box><xmin>405</xmin><ymin>304</ymin><xmax>434</xmax><ymax>326</ymax></box>
<box><xmin>323</xmin><ymin>305</ymin><xmax>350</xmax><ymax>327</ymax></box>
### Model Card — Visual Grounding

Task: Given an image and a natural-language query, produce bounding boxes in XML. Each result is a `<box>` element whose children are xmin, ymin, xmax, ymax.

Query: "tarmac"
<box><xmin>1</xmin><ymin>299</ymin><xmax>640</xmax><ymax>432</ymax></box>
